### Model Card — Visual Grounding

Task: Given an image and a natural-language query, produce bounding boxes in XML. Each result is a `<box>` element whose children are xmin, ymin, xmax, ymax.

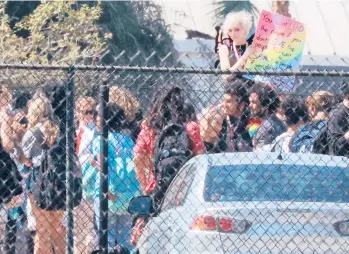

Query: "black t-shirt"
<box><xmin>205</xmin><ymin>111</ymin><xmax>253</xmax><ymax>154</ymax></box>
<box><xmin>0</xmin><ymin>143</ymin><xmax>23</xmax><ymax>205</ymax></box>
<box><xmin>328</xmin><ymin>103</ymin><xmax>349</xmax><ymax>156</ymax></box>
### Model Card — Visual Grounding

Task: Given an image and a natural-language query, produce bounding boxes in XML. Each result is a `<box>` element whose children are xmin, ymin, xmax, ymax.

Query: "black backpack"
<box><xmin>153</xmin><ymin>124</ymin><xmax>192</xmax><ymax>188</ymax></box>
<box><xmin>313</xmin><ymin>124</ymin><xmax>330</xmax><ymax>155</ymax></box>
<box><xmin>33</xmin><ymin>134</ymin><xmax>82</xmax><ymax>211</ymax></box>
<box><xmin>0</xmin><ymin>144</ymin><xmax>23</xmax><ymax>205</ymax></box>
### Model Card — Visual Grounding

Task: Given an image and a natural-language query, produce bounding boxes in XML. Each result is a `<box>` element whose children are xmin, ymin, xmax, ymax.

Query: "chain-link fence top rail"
<box><xmin>1</xmin><ymin>63</ymin><xmax>349</xmax><ymax>106</ymax></box>
<box><xmin>0</xmin><ymin>64</ymin><xmax>349</xmax><ymax>254</ymax></box>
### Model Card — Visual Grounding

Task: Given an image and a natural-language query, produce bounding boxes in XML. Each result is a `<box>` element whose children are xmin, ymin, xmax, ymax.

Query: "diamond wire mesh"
<box><xmin>0</xmin><ymin>65</ymin><xmax>347</xmax><ymax>254</ymax></box>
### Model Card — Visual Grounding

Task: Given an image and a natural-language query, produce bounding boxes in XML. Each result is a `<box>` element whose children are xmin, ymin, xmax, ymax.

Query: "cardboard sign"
<box><xmin>245</xmin><ymin>10</ymin><xmax>307</xmax><ymax>92</ymax></box>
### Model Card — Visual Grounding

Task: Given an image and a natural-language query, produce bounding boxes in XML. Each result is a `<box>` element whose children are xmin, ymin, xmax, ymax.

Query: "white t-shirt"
<box><xmin>262</xmin><ymin>132</ymin><xmax>294</xmax><ymax>153</ymax></box>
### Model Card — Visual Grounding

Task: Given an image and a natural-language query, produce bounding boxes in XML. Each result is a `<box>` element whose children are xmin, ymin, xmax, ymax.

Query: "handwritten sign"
<box><xmin>245</xmin><ymin>10</ymin><xmax>307</xmax><ymax>92</ymax></box>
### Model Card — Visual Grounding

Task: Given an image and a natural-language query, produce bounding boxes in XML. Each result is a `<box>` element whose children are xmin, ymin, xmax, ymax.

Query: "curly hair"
<box><xmin>225</xmin><ymin>78</ymin><xmax>250</xmax><ymax>105</ymax></box>
<box><xmin>109</xmin><ymin>87</ymin><xmax>141</xmax><ymax>121</ymax></box>
<box><xmin>282</xmin><ymin>96</ymin><xmax>308</xmax><ymax>126</ymax></box>
<box><xmin>251</xmin><ymin>84</ymin><xmax>280</xmax><ymax>115</ymax></box>
<box><xmin>27</xmin><ymin>94</ymin><xmax>54</xmax><ymax>127</ymax></box>
<box><xmin>76</xmin><ymin>96</ymin><xmax>97</xmax><ymax>112</ymax></box>
<box><xmin>222</xmin><ymin>11</ymin><xmax>253</xmax><ymax>36</ymax></box>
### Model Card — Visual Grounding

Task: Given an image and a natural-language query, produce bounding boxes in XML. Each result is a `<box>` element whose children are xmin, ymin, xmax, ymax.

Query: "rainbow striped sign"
<box><xmin>245</xmin><ymin>10</ymin><xmax>307</xmax><ymax>92</ymax></box>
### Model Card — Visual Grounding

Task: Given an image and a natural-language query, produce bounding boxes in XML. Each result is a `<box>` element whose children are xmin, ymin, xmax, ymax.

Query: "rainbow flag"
<box><xmin>247</xmin><ymin>117</ymin><xmax>263</xmax><ymax>138</ymax></box>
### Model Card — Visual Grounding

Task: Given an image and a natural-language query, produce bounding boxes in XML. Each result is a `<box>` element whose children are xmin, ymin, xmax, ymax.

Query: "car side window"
<box><xmin>161</xmin><ymin>163</ymin><xmax>196</xmax><ymax>211</ymax></box>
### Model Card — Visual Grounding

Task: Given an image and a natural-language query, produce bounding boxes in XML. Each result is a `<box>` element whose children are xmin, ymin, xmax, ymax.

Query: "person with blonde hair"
<box><xmin>5</xmin><ymin>110</ymin><xmax>36</xmax><ymax>252</ymax></box>
<box><xmin>305</xmin><ymin>91</ymin><xmax>335</xmax><ymax>120</ymax></box>
<box><xmin>217</xmin><ymin>11</ymin><xmax>254</xmax><ymax>80</ymax></box>
<box><xmin>109</xmin><ymin>87</ymin><xmax>141</xmax><ymax>121</ymax></box>
<box><xmin>290</xmin><ymin>91</ymin><xmax>335</xmax><ymax>153</ymax></box>
<box><xmin>22</xmin><ymin>95</ymin><xmax>65</xmax><ymax>254</ymax></box>
<box><xmin>74</xmin><ymin>96</ymin><xmax>98</xmax><ymax>254</ymax></box>
<box><xmin>0</xmin><ymin>86</ymin><xmax>15</xmax><ymax>152</ymax></box>
<box><xmin>0</xmin><ymin>87</ymin><xmax>24</xmax><ymax>250</ymax></box>
<box><xmin>0</xmin><ymin>86</ymin><xmax>13</xmax><ymax>113</ymax></box>
<box><xmin>109</xmin><ymin>87</ymin><xmax>143</xmax><ymax>141</ymax></box>
<box><xmin>92</xmin><ymin>103</ymin><xmax>142</xmax><ymax>251</ymax></box>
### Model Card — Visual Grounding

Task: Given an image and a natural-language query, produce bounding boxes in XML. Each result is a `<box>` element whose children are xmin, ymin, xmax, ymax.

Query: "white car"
<box><xmin>128</xmin><ymin>152</ymin><xmax>349</xmax><ymax>254</ymax></box>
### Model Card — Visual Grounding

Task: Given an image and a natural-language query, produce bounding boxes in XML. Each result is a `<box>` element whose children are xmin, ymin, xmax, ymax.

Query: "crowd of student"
<box><xmin>0</xmin><ymin>9</ymin><xmax>344</xmax><ymax>254</ymax></box>
<box><xmin>0</xmin><ymin>75</ymin><xmax>347</xmax><ymax>254</ymax></box>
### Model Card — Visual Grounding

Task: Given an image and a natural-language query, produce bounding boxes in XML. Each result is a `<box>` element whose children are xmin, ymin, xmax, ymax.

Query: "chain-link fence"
<box><xmin>0</xmin><ymin>64</ymin><xmax>348</xmax><ymax>254</ymax></box>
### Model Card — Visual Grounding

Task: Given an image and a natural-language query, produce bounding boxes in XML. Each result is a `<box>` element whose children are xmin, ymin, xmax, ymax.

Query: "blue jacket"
<box><xmin>291</xmin><ymin>120</ymin><xmax>327</xmax><ymax>153</ymax></box>
<box><xmin>92</xmin><ymin>132</ymin><xmax>141</xmax><ymax>213</ymax></box>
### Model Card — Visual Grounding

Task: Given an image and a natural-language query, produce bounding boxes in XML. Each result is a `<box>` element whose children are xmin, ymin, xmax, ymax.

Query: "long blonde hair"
<box><xmin>27</xmin><ymin>96</ymin><xmax>59</xmax><ymax>147</ymax></box>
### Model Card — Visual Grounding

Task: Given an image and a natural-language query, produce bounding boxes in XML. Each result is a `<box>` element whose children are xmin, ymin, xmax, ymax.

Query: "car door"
<box><xmin>159</xmin><ymin>163</ymin><xmax>197</xmax><ymax>253</ymax></box>
<box><xmin>142</xmin><ymin>163</ymin><xmax>197</xmax><ymax>253</ymax></box>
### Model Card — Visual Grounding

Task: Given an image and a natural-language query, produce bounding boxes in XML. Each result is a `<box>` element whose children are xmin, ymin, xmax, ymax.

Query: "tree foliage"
<box><xmin>213</xmin><ymin>0</ymin><xmax>259</xmax><ymax>27</ymax></box>
<box><xmin>1</xmin><ymin>0</ymin><xmax>176</xmax><ymax>66</ymax></box>
<box><xmin>0</xmin><ymin>1</ymin><xmax>178</xmax><ymax>106</ymax></box>
<box><xmin>99</xmin><ymin>1</ymin><xmax>176</xmax><ymax>66</ymax></box>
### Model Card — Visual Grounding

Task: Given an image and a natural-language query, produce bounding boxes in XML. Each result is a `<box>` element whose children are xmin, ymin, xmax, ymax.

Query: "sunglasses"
<box><xmin>82</xmin><ymin>110</ymin><xmax>96</xmax><ymax>116</ymax></box>
<box><xmin>19</xmin><ymin>117</ymin><xmax>28</xmax><ymax>126</ymax></box>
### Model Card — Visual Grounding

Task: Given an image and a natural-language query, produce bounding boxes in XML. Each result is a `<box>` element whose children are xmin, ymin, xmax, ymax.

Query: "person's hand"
<box><xmin>7</xmin><ymin>193</ymin><xmax>24</xmax><ymax>209</ymax></box>
<box><xmin>5</xmin><ymin>142</ymin><xmax>14</xmax><ymax>153</ymax></box>
<box><xmin>344</xmin><ymin>130</ymin><xmax>349</xmax><ymax>142</ymax></box>
<box><xmin>200</xmin><ymin>105</ymin><xmax>226</xmax><ymax>142</ymax></box>
<box><xmin>107</xmin><ymin>192</ymin><xmax>116</xmax><ymax>201</ymax></box>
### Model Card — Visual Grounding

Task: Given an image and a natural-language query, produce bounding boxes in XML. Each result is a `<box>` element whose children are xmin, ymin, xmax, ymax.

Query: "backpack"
<box><xmin>313</xmin><ymin>124</ymin><xmax>330</xmax><ymax>155</ymax></box>
<box><xmin>291</xmin><ymin>121</ymin><xmax>328</xmax><ymax>154</ymax></box>
<box><xmin>33</xmin><ymin>134</ymin><xmax>82</xmax><ymax>211</ymax></box>
<box><xmin>153</xmin><ymin>124</ymin><xmax>192</xmax><ymax>201</ymax></box>
<box><xmin>0</xmin><ymin>143</ymin><xmax>23</xmax><ymax>205</ymax></box>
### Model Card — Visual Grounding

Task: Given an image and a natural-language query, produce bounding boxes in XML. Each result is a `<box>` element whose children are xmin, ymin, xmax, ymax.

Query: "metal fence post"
<box><xmin>66</xmin><ymin>67</ymin><xmax>75</xmax><ymax>254</ymax></box>
<box><xmin>99</xmin><ymin>79</ymin><xmax>109</xmax><ymax>253</ymax></box>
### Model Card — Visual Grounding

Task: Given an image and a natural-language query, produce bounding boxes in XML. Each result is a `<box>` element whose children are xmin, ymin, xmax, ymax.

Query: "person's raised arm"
<box><xmin>133</xmin><ymin>124</ymin><xmax>153</xmax><ymax>194</ymax></box>
<box><xmin>0</xmin><ymin>112</ymin><xmax>14</xmax><ymax>152</ymax></box>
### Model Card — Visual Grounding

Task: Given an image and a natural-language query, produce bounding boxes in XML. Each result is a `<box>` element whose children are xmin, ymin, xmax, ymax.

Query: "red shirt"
<box><xmin>134</xmin><ymin>121</ymin><xmax>205</xmax><ymax>156</ymax></box>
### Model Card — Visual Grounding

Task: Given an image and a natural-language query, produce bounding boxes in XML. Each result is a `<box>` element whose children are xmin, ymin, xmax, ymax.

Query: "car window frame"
<box><xmin>160</xmin><ymin>162</ymin><xmax>197</xmax><ymax>212</ymax></box>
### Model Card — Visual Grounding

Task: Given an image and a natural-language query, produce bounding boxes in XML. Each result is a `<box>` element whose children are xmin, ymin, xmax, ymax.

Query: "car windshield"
<box><xmin>204</xmin><ymin>164</ymin><xmax>349</xmax><ymax>203</ymax></box>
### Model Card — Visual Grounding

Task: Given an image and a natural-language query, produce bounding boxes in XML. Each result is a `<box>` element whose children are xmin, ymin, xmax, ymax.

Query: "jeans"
<box><xmin>94</xmin><ymin>199</ymin><xmax>133</xmax><ymax>250</ymax></box>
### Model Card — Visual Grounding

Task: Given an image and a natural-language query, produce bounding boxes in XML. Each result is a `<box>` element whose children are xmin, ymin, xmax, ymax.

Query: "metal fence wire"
<box><xmin>0</xmin><ymin>64</ymin><xmax>348</xmax><ymax>254</ymax></box>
